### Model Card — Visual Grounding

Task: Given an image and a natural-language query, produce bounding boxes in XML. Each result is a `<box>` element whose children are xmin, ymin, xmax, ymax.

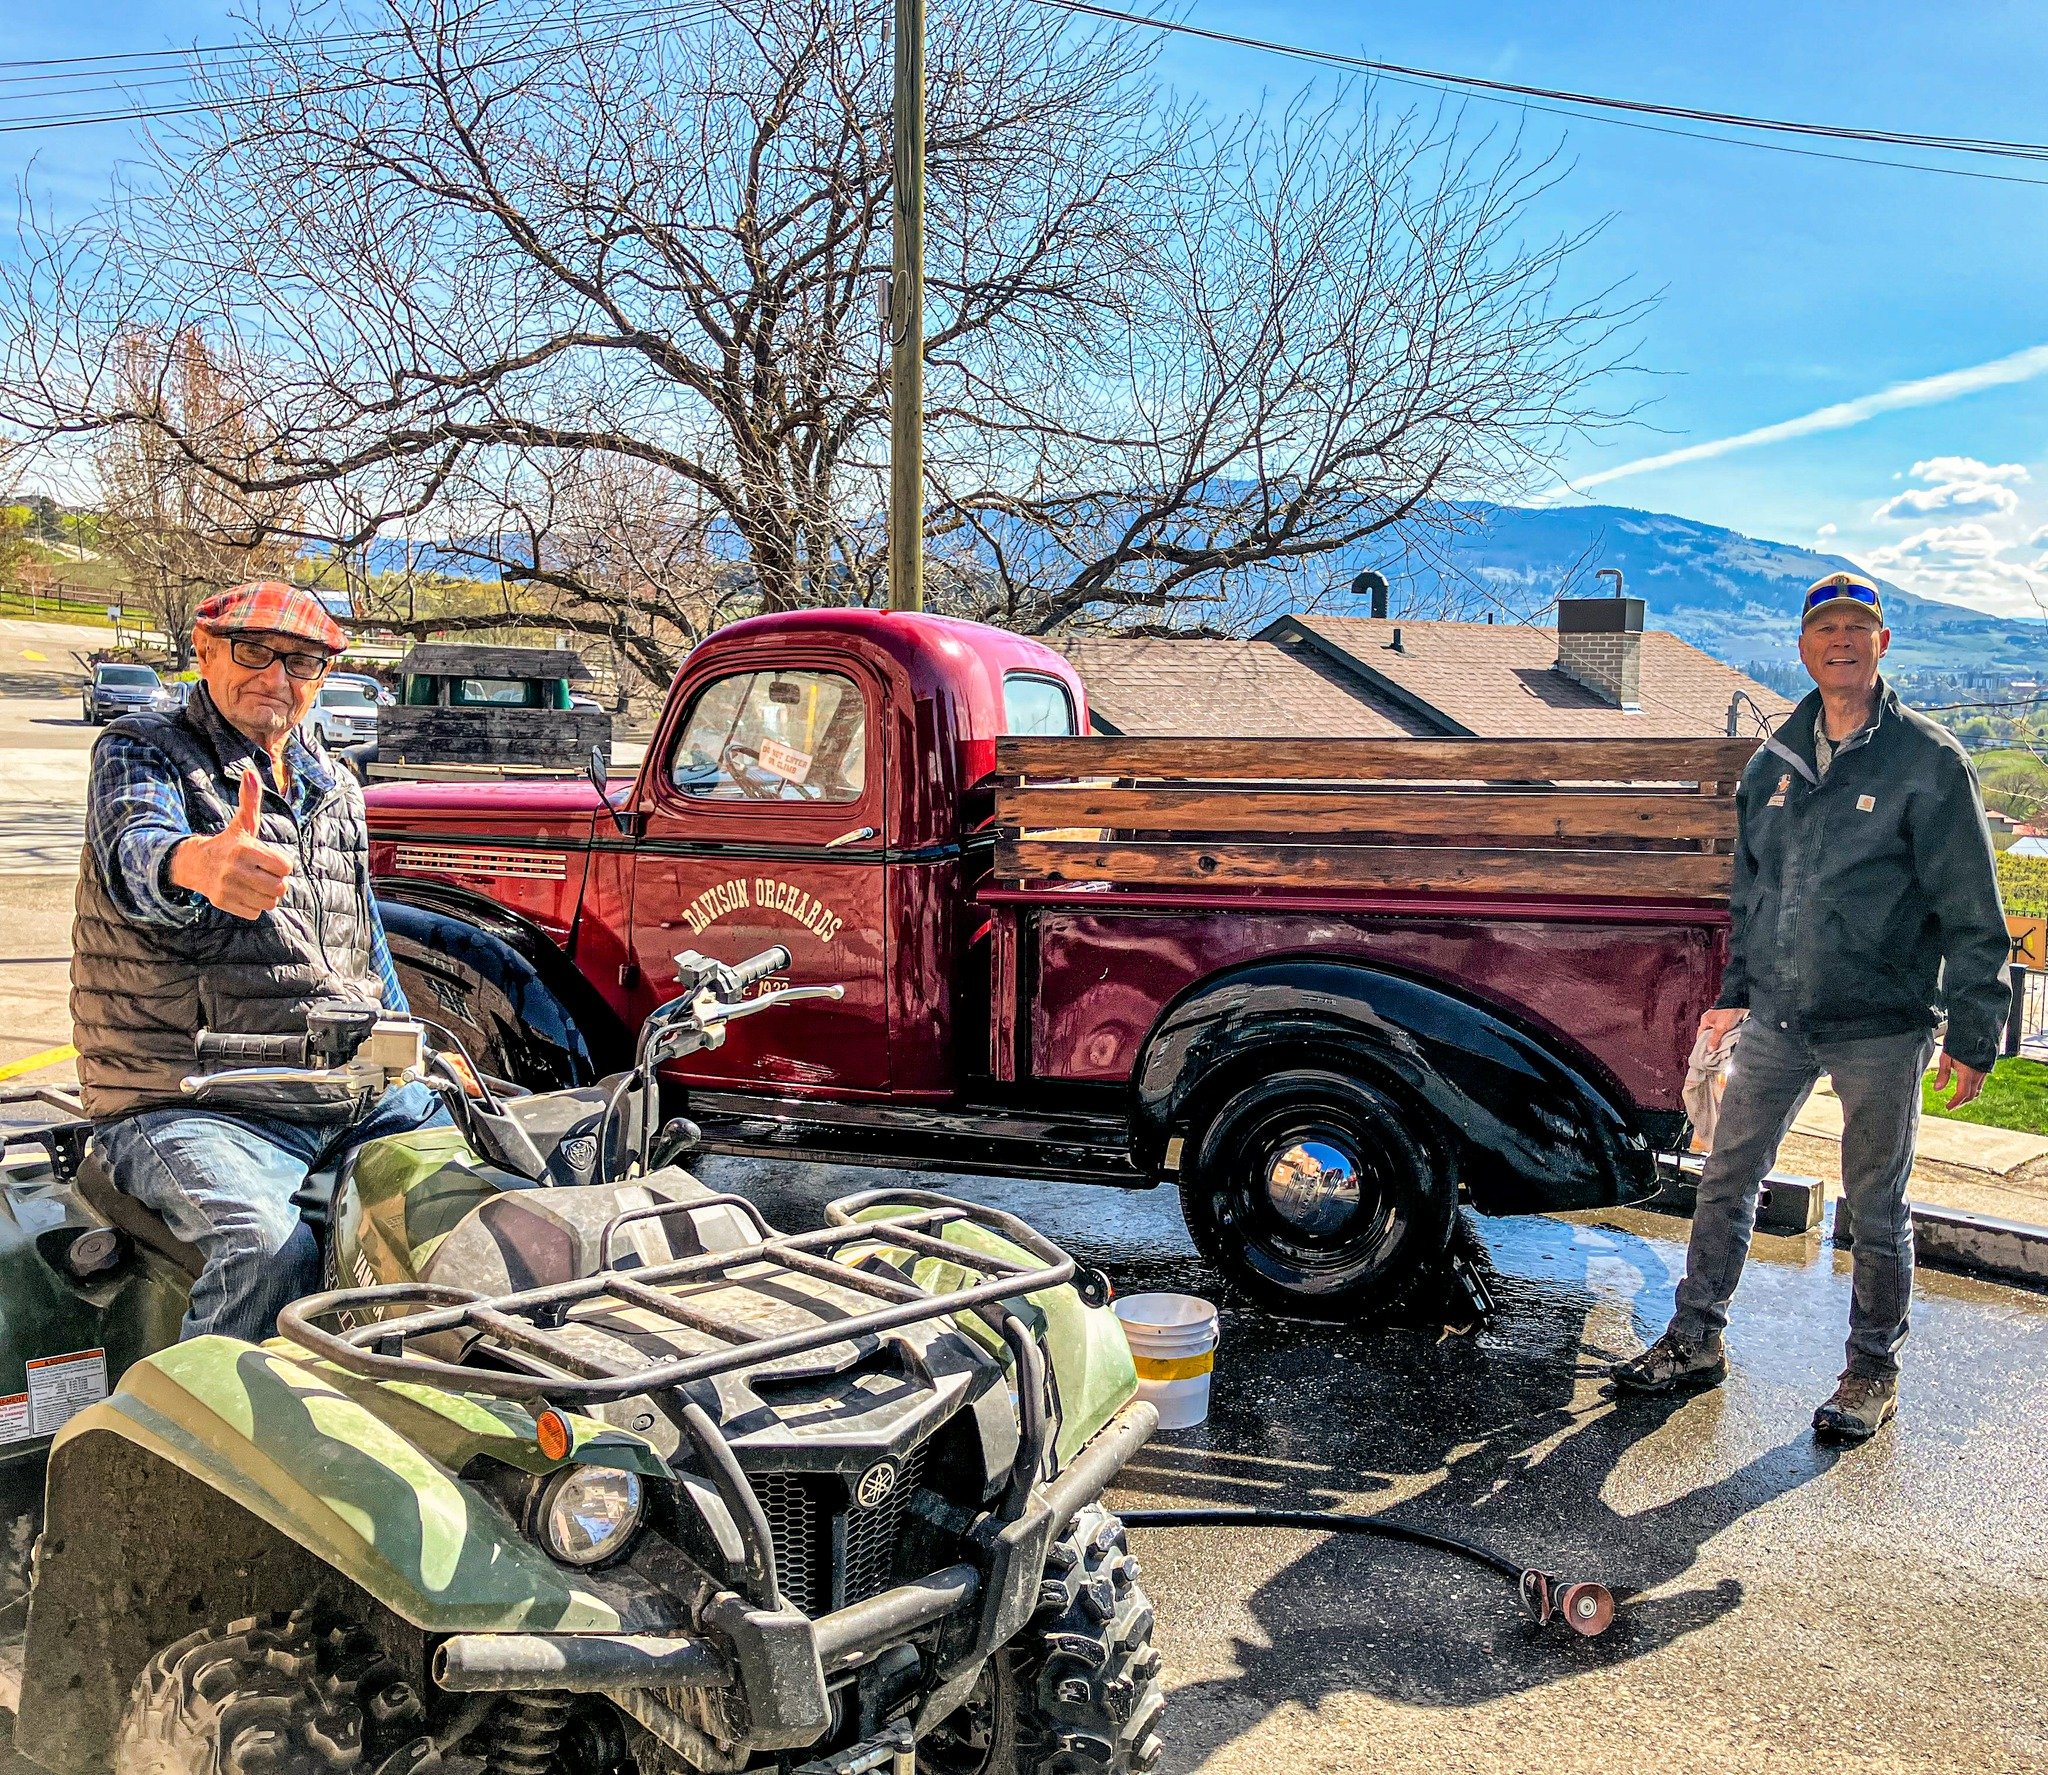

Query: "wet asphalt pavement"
<box><xmin>705</xmin><ymin>1155</ymin><xmax>2048</xmax><ymax>1775</ymax></box>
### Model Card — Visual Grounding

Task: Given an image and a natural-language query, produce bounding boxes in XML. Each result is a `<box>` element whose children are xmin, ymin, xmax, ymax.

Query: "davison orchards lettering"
<box><xmin>681</xmin><ymin>876</ymin><xmax>843</xmax><ymax>945</ymax></box>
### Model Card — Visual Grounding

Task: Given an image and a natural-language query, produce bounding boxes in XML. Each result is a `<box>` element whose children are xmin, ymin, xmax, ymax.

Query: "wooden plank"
<box><xmin>996</xmin><ymin>735</ymin><xmax>1760</xmax><ymax>785</ymax></box>
<box><xmin>997</xmin><ymin>785</ymin><xmax>1736</xmax><ymax>843</ymax></box>
<box><xmin>996</xmin><ymin>838</ymin><xmax>1733</xmax><ymax>900</ymax></box>
<box><xmin>379</xmin><ymin>706</ymin><xmax>611</xmax><ymax>769</ymax></box>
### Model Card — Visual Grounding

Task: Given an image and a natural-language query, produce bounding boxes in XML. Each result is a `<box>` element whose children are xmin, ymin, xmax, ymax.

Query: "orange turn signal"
<box><xmin>535</xmin><ymin>1407</ymin><xmax>573</xmax><ymax>1462</ymax></box>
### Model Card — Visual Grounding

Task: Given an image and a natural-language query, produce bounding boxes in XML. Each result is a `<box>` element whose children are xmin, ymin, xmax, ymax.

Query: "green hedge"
<box><xmin>1998</xmin><ymin>851</ymin><xmax>2048</xmax><ymax>919</ymax></box>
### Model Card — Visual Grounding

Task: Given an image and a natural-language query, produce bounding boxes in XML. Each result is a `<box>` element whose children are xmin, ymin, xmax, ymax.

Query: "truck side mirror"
<box><xmin>589</xmin><ymin>745</ymin><xmax>631</xmax><ymax>836</ymax></box>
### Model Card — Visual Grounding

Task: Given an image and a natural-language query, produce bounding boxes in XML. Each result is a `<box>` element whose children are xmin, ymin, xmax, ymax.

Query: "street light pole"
<box><xmin>886</xmin><ymin>0</ymin><xmax>925</xmax><ymax>613</ymax></box>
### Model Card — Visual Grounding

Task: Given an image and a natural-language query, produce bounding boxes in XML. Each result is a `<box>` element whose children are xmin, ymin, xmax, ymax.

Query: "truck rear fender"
<box><xmin>1131</xmin><ymin>958</ymin><xmax>1657</xmax><ymax>1213</ymax></box>
<box><xmin>377</xmin><ymin>885</ymin><xmax>632</xmax><ymax>1086</ymax></box>
<box><xmin>19</xmin><ymin>1336</ymin><xmax>677</xmax><ymax>1772</ymax></box>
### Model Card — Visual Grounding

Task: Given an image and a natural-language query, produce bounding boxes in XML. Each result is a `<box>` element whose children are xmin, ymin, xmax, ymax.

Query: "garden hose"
<box><xmin>1119</xmin><ymin>1508</ymin><xmax>1615</xmax><ymax>1638</ymax></box>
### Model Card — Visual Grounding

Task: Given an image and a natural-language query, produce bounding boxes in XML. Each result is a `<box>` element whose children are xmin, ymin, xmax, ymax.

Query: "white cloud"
<box><xmin>1875</xmin><ymin>480</ymin><xmax>2022</xmax><ymax>519</ymax></box>
<box><xmin>1911</xmin><ymin>455</ymin><xmax>2029</xmax><ymax>485</ymax></box>
<box><xmin>1539</xmin><ymin>341</ymin><xmax>2048</xmax><ymax>499</ymax></box>
<box><xmin>1866</xmin><ymin>523</ymin><xmax>2008</xmax><ymax>565</ymax></box>
<box><xmin>1815</xmin><ymin>522</ymin><xmax>1838</xmax><ymax>539</ymax></box>
<box><xmin>2031</xmin><ymin>523</ymin><xmax>2048</xmax><ymax>547</ymax></box>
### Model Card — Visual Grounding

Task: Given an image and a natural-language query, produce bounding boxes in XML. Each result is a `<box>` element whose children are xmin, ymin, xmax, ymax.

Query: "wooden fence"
<box><xmin>991</xmin><ymin>735</ymin><xmax>1760</xmax><ymax>901</ymax></box>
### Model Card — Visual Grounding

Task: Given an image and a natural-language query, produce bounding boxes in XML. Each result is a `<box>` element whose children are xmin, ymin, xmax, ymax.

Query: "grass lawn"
<box><xmin>1923</xmin><ymin>1056</ymin><xmax>2048</xmax><ymax>1135</ymax></box>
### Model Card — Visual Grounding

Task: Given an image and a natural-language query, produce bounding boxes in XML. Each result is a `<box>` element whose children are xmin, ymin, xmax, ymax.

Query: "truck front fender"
<box><xmin>1132</xmin><ymin>959</ymin><xmax>1658</xmax><ymax>1214</ymax></box>
<box><xmin>378</xmin><ymin>884</ymin><xmax>631</xmax><ymax>1087</ymax></box>
<box><xmin>20</xmin><ymin>1336</ymin><xmax>676</xmax><ymax>1771</ymax></box>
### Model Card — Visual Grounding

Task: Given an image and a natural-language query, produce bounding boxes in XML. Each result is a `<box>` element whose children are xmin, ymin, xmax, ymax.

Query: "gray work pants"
<box><xmin>1670</xmin><ymin>1018</ymin><xmax>1936</xmax><ymax>1380</ymax></box>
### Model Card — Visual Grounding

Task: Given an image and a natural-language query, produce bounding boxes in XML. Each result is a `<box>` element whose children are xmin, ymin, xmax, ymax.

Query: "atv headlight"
<box><xmin>539</xmin><ymin>1466</ymin><xmax>645</xmax><ymax>1567</ymax></box>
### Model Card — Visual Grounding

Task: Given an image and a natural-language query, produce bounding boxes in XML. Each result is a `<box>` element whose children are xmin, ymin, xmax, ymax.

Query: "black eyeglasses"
<box><xmin>228</xmin><ymin>638</ymin><xmax>333</xmax><ymax>680</ymax></box>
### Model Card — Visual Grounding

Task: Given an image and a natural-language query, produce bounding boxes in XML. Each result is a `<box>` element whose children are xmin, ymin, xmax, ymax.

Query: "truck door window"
<box><xmin>1003</xmin><ymin>673</ymin><xmax>1076</xmax><ymax>735</ymax></box>
<box><xmin>670</xmin><ymin>669</ymin><xmax>868</xmax><ymax>803</ymax></box>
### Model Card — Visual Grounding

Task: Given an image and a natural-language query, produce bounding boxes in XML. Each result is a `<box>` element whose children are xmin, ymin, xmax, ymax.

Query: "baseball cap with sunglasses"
<box><xmin>1801</xmin><ymin>571</ymin><xmax>1883</xmax><ymax>626</ymax></box>
<box><xmin>228</xmin><ymin>638</ymin><xmax>333</xmax><ymax>680</ymax></box>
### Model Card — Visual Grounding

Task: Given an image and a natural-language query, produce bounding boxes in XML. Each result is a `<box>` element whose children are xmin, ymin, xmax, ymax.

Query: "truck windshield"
<box><xmin>670</xmin><ymin>669</ymin><xmax>867</xmax><ymax>803</ymax></box>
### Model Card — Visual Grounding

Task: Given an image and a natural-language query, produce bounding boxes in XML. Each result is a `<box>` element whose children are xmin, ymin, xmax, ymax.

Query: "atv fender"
<box><xmin>1133</xmin><ymin>957</ymin><xmax>1660</xmax><ymax>1214</ymax></box>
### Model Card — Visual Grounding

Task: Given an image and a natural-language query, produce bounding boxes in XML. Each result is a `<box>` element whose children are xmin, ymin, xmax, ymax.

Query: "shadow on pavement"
<box><xmin>1116</xmin><ymin>1213</ymin><xmax>1846</xmax><ymax>1744</ymax></box>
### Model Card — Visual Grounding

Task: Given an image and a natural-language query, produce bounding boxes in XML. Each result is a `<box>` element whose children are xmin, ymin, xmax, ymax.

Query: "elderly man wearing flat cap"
<box><xmin>71</xmin><ymin>580</ymin><xmax>443</xmax><ymax>1342</ymax></box>
<box><xmin>1612</xmin><ymin>571</ymin><xmax>2010</xmax><ymax>1439</ymax></box>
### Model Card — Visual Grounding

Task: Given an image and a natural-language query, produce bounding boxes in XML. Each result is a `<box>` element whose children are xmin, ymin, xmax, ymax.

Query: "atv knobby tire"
<box><xmin>925</xmin><ymin>1504</ymin><xmax>1164</xmax><ymax>1775</ymax></box>
<box><xmin>115</xmin><ymin>1610</ymin><xmax>434</xmax><ymax>1775</ymax></box>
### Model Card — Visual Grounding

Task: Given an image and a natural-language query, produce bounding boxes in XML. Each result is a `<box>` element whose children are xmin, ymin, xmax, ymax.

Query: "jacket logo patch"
<box><xmin>1857</xmin><ymin>794</ymin><xmax>1876</xmax><ymax>812</ymax></box>
<box><xmin>1775</xmin><ymin>774</ymin><xmax>1791</xmax><ymax>794</ymax></box>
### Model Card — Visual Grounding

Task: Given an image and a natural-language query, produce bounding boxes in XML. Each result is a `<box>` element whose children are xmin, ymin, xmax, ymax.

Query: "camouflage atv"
<box><xmin>0</xmin><ymin>949</ymin><xmax>1164</xmax><ymax>1775</ymax></box>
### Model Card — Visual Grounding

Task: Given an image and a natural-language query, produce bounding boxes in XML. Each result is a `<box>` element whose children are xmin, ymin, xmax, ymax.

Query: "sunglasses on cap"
<box><xmin>1802</xmin><ymin>576</ymin><xmax>1882</xmax><ymax>621</ymax></box>
<box><xmin>227</xmin><ymin>637</ymin><xmax>334</xmax><ymax>680</ymax></box>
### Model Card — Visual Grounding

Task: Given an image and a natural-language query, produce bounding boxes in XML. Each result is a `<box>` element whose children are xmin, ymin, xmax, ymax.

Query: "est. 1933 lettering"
<box><xmin>681</xmin><ymin>875</ymin><xmax>844</xmax><ymax>946</ymax></box>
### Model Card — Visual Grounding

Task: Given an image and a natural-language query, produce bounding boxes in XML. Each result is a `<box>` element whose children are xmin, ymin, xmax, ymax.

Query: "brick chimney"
<box><xmin>1555</xmin><ymin>595</ymin><xmax>1644</xmax><ymax>710</ymax></box>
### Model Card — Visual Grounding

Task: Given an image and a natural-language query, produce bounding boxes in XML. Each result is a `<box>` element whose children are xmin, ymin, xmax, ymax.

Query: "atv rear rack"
<box><xmin>280</xmin><ymin>1188</ymin><xmax>1073</xmax><ymax>1406</ymax></box>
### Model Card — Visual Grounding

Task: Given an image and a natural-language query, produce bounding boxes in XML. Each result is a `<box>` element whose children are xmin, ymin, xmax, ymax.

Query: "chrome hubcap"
<box><xmin>1262</xmin><ymin>1138</ymin><xmax>1363</xmax><ymax>1237</ymax></box>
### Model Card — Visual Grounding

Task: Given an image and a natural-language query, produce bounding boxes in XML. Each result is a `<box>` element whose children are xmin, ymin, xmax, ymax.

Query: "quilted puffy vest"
<box><xmin>71</xmin><ymin>687</ymin><xmax>384</xmax><ymax>1119</ymax></box>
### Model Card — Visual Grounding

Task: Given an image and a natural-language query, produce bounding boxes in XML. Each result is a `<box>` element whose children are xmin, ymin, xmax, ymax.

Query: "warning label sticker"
<box><xmin>756</xmin><ymin>737</ymin><xmax>813</xmax><ymax>784</ymax></box>
<box><xmin>0</xmin><ymin>1394</ymin><xmax>27</xmax><ymax>1446</ymax></box>
<box><xmin>25</xmin><ymin>1349</ymin><xmax>107</xmax><ymax>1438</ymax></box>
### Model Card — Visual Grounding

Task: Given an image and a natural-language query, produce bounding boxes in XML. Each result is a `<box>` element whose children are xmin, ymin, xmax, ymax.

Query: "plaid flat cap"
<box><xmin>192</xmin><ymin>580</ymin><xmax>348</xmax><ymax>652</ymax></box>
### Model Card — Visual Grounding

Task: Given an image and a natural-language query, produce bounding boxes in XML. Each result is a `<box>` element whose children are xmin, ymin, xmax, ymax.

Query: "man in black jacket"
<box><xmin>1612</xmin><ymin>571</ymin><xmax>2009</xmax><ymax>1440</ymax></box>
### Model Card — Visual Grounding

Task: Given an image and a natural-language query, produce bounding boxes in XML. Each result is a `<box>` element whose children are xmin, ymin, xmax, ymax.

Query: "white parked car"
<box><xmin>305</xmin><ymin>680</ymin><xmax>381</xmax><ymax>748</ymax></box>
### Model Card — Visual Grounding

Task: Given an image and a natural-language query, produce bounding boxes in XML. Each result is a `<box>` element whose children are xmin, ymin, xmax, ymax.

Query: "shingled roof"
<box><xmin>1053</xmin><ymin>636</ymin><xmax>1422</xmax><ymax>737</ymax></box>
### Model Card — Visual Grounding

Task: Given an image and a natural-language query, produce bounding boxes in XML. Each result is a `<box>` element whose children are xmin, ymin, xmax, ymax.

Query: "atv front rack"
<box><xmin>280</xmin><ymin>1189</ymin><xmax>1075</xmax><ymax>1615</ymax></box>
<box><xmin>280</xmin><ymin>1188</ymin><xmax>1073</xmax><ymax>1404</ymax></box>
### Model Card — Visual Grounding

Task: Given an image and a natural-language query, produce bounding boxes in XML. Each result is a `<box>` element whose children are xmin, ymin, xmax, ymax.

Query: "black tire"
<box><xmin>114</xmin><ymin>1610</ymin><xmax>432</xmax><ymax>1775</ymax></box>
<box><xmin>1178</xmin><ymin>1065</ymin><xmax>1455</xmax><ymax>1320</ymax></box>
<box><xmin>922</xmin><ymin>1504</ymin><xmax>1164</xmax><ymax>1775</ymax></box>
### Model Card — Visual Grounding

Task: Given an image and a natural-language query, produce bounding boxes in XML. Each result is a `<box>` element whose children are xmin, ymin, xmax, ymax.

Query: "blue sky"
<box><xmin>8</xmin><ymin>0</ymin><xmax>2048</xmax><ymax>615</ymax></box>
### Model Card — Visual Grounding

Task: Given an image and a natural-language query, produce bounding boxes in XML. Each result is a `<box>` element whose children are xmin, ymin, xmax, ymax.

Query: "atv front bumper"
<box><xmin>431</xmin><ymin>1396</ymin><xmax>1157</xmax><ymax>1747</ymax></box>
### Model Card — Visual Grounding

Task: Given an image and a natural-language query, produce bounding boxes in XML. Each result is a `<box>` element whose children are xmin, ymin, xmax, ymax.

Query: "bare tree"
<box><xmin>93</xmin><ymin>328</ymin><xmax>303</xmax><ymax>662</ymax></box>
<box><xmin>0</xmin><ymin>0</ymin><xmax>1633</xmax><ymax>669</ymax></box>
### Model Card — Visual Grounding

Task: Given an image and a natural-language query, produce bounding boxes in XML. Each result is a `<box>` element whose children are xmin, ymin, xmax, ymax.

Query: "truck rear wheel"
<box><xmin>114</xmin><ymin>1610</ymin><xmax>430</xmax><ymax>1775</ymax></box>
<box><xmin>1178</xmin><ymin>1066</ymin><xmax>1454</xmax><ymax>1319</ymax></box>
<box><xmin>922</xmin><ymin>1504</ymin><xmax>1164</xmax><ymax>1775</ymax></box>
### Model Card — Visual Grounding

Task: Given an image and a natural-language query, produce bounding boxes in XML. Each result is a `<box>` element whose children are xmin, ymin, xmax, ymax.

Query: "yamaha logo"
<box><xmin>855</xmin><ymin>1461</ymin><xmax>897</xmax><ymax>1509</ymax></box>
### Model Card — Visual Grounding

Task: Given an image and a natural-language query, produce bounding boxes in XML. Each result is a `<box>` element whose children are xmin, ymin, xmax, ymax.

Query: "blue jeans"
<box><xmin>1670</xmin><ymin>1018</ymin><xmax>1935</xmax><ymax>1380</ymax></box>
<box><xmin>93</xmin><ymin>1082</ymin><xmax>449</xmax><ymax>1342</ymax></box>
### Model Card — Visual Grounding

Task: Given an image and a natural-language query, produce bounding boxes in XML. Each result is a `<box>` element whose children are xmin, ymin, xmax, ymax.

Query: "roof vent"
<box><xmin>1384</xmin><ymin>627</ymin><xmax>1403</xmax><ymax>653</ymax></box>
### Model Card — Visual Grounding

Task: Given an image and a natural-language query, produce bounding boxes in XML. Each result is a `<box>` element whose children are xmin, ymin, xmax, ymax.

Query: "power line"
<box><xmin>1026</xmin><ymin>0</ymin><xmax>2048</xmax><ymax>190</ymax></box>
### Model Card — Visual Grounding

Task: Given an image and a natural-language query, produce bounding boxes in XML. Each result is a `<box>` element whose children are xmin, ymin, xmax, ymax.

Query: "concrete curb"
<box><xmin>1641</xmin><ymin>1165</ymin><xmax>1827</xmax><ymax>1236</ymax></box>
<box><xmin>1835</xmin><ymin>1198</ymin><xmax>2048</xmax><ymax>1291</ymax></box>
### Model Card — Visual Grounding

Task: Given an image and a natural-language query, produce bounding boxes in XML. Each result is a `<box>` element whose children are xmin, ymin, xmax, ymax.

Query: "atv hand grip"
<box><xmin>193</xmin><ymin>1029</ymin><xmax>308</xmax><ymax>1066</ymax></box>
<box><xmin>728</xmin><ymin>946</ymin><xmax>790</xmax><ymax>991</ymax></box>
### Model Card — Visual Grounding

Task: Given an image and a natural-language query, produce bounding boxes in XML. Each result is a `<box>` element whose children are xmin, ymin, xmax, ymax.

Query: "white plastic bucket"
<box><xmin>1113</xmin><ymin>1292</ymin><xmax>1220</xmax><ymax>1429</ymax></box>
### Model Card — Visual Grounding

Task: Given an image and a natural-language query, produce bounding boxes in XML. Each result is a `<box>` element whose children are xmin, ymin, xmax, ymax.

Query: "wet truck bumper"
<box><xmin>432</xmin><ymin>1399</ymin><xmax>1159</xmax><ymax>1745</ymax></box>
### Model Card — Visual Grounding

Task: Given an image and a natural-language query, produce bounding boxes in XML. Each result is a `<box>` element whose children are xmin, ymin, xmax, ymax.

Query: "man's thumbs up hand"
<box><xmin>168</xmin><ymin>766</ymin><xmax>296</xmax><ymax>920</ymax></box>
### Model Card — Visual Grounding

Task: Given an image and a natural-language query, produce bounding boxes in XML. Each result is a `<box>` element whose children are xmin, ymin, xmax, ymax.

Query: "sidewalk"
<box><xmin>1782</xmin><ymin>1073</ymin><xmax>2048</xmax><ymax>1228</ymax></box>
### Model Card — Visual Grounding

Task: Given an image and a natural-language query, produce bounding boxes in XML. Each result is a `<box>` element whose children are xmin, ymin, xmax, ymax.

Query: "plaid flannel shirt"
<box><xmin>86</xmin><ymin>722</ymin><xmax>407</xmax><ymax>1012</ymax></box>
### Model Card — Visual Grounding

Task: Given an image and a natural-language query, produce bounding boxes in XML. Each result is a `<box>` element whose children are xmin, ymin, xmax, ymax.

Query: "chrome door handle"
<box><xmin>825</xmin><ymin>826</ymin><xmax>877</xmax><ymax>848</ymax></box>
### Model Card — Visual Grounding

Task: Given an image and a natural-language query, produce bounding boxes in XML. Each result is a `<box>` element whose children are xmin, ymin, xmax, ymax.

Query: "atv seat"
<box><xmin>74</xmin><ymin>1149</ymin><xmax>205</xmax><ymax>1279</ymax></box>
<box><xmin>73</xmin><ymin>1148</ymin><xmax>339</xmax><ymax>1280</ymax></box>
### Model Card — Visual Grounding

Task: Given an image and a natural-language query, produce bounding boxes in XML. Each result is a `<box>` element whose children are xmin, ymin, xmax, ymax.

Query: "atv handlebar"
<box><xmin>728</xmin><ymin>944</ymin><xmax>790</xmax><ymax>991</ymax></box>
<box><xmin>193</xmin><ymin>1029</ymin><xmax>308</xmax><ymax>1066</ymax></box>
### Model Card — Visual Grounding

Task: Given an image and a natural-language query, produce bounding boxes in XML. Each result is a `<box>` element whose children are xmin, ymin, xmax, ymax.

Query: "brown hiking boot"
<box><xmin>1813</xmin><ymin>1371</ymin><xmax>1897</xmax><ymax>1442</ymax></box>
<box><xmin>1609</xmin><ymin>1327</ymin><xmax>1727</xmax><ymax>1395</ymax></box>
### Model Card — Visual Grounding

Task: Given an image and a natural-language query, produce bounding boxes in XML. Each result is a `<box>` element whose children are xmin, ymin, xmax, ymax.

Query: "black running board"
<box><xmin>683</xmin><ymin>1090</ymin><xmax>1156</xmax><ymax>1188</ymax></box>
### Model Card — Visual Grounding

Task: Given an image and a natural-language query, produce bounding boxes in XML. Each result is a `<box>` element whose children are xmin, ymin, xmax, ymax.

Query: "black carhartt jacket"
<box><xmin>1715</xmin><ymin>678</ymin><xmax>2011</xmax><ymax>1071</ymax></box>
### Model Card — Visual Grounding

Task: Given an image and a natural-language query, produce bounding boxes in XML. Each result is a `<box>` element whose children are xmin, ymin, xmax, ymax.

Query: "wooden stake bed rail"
<box><xmin>992</xmin><ymin>735</ymin><xmax>1760</xmax><ymax>902</ymax></box>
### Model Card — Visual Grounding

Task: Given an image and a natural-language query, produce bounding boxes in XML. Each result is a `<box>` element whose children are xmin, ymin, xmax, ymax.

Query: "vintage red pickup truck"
<box><xmin>365</xmin><ymin>608</ymin><xmax>1752</xmax><ymax>1316</ymax></box>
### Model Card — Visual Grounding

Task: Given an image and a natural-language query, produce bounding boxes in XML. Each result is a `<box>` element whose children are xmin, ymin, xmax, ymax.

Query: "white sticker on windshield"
<box><xmin>0</xmin><ymin>1393</ymin><xmax>28</xmax><ymax>1445</ymax></box>
<box><xmin>27</xmin><ymin>1348</ymin><xmax>107</xmax><ymax>1437</ymax></box>
<box><xmin>756</xmin><ymin>737</ymin><xmax>814</xmax><ymax>783</ymax></box>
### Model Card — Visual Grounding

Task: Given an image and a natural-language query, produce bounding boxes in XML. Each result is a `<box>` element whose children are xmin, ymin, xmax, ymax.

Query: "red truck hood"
<box><xmin>364</xmin><ymin>778</ymin><xmax>607</xmax><ymax>841</ymax></box>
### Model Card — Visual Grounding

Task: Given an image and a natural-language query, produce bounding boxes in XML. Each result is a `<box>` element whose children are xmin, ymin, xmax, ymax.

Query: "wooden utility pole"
<box><xmin>886</xmin><ymin>0</ymin><xmax>925</xmax><ymax>613</ymax></box>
